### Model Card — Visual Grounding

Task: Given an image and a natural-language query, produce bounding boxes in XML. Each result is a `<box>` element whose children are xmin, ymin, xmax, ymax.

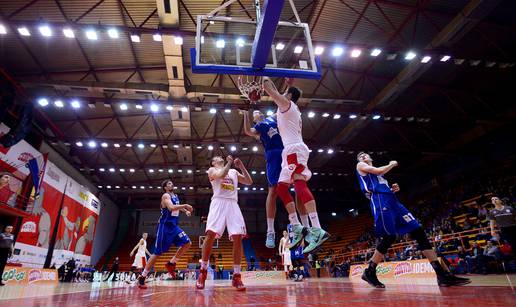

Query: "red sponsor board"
<box><xmin>13</xmin><ymin>162</ymin><xmax>67</xmax><ymax>267</ymax></box>
<box><xmin>349</xmin><ymin>259</ymin><xmax>437</xmax><ymax>285</ymax></box>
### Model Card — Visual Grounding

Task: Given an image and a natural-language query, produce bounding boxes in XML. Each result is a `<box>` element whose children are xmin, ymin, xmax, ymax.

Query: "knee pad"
<box><xmin>294</xmin><ymin>180</ymin><xmax>314</xmax><ymax>204</ymax></box>
<box><xmin>377</xmin><ymin>235</ymin><xmax>396</xmax><ymax>254</ymax></box>
<box><xmin>277</xmin><ymin>182</ymin><xmax>294</xmax><ymax>205</ymax></box>
<box><xmin>410</xmin><ymin>227</ymin><xmax>432</xmax><ymax>251</ymax></box>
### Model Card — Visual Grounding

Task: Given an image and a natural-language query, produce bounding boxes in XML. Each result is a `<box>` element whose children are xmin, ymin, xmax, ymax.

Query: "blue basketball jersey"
<box><xmin>158</xmin><ymin>193</ymin><xmax>181</xmax><ymax>226</ymax></box>
<box><xmin>287</xmin><ymin>224</ymin><xmax>294</xmax><ymax>241</ymax></box>
<box><xmin>254</xmin><ymin>117</ymin><xmax>284</xmax><ymax>152</ymax></box>
<box><xmin>356</xmin><ymin>171</ymin><xmax>393</xmax><ymax>195</ymax></box>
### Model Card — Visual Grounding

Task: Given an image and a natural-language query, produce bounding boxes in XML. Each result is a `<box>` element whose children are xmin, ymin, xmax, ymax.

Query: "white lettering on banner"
<box><xmin>413</xmin><ymin>262</ymin><xmax>433</xmax><ymax>274</ymax></box>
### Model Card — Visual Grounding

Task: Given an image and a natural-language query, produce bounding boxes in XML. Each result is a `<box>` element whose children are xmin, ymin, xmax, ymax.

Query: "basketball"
<box><xmin>248</xmin><ymin>89</ymin><xmax>261</xmax><ymax>102</ymax></box>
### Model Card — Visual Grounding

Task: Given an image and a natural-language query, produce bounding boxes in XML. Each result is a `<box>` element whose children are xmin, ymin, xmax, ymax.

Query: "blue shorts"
<box><xmin>291</xmin><ymin>246</ymin><xmax>304</xmax><ymax>261</ymax></box>
<box><xmin>265</xmin><ymin>149</ymin><xmax>282</xmax><ymax>187</ymax></box>
<box><xmin>369</xmin><ymin>193</ymin><xmax>420</xmax><ymax>237</ymax></box>
<box><xmin>153</xmin><ymin>223</ymin><xmax>191</xmax><ymax>256</ymax></box>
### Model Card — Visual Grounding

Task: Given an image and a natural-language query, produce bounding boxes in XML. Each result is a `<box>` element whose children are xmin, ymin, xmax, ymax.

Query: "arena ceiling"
<box><xmin>0</xmin><ymin>0</ymin><xmax>515</xmax><ymax>211</ymax></box>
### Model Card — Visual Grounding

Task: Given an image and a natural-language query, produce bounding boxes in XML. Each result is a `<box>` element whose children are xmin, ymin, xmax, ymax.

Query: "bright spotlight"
<box><xmin>332</xmin><ymin>47</ymin><xmax>344</xmax><ymax>57</ymax></box>
<box><xmin>39</xmin><ymin>25</ymin><xmax>52</xmax><ymax>37</ymax></box>
<box><xmin>17</xmin><ymin>27</ymin><xmax>30</xmax><ymax>36</ymax></box>
<box><xmin>85</xmin><ymin>29</ymin><xmax>98</xmax><ymax>40</ymax></box>
<box><xmin>405</xmin><ymin>51</ymin><xmax>417</xmax><ymax>60</ymax></box>
<box><xmin>107</xmin><ymin>28</ymin><xmax>119</xmax><ymax>39</ymax></box>
<box><xmin>63</xmin><ymin>28</ymin><xmax>75</xmax><ymax>38</ymax></box>
<box><xmin>216</xmin><ymin>39</ymin><xmax>225</xmax><ymax>48</ymax></box>
<box><xmin>38</xmin><ymin>98</ymin><xmax>49</xmax><ymax>107</ymax></box>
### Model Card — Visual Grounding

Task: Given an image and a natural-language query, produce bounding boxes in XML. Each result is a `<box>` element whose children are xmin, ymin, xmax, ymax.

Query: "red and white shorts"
<box><xmin>206</xmin><ymin>197</ymin><xmax>247</xmax><ymax>241</ymax></box>
<box><xmin>282</xmin><ymin>250</ymin><xmax>292</xmax><ymax>267</ymax></box>
<box><xmin>132</xmin><ymin>253</ymin><xmax>146</xmax><ymax>269</ymax></box>
<box><xmin>278</xmin><ymin>142</ymin><xmax>312</xmax><ymax>183</ymax></box>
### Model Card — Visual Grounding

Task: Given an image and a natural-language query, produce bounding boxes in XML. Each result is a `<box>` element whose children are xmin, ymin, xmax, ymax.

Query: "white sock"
<box><xmin>201</xmin><ymin>260</ymin><xmax>209</xmax><ymax>270</ymax></box>
<box><xmin>267</xmin><ymin>218</ymin><xmax>275</xmax><ymax>234</ymax></box>
<box><xmin>300</xmin><ymin>215</ymin><xmax>310</xmax><ymax>227</ymax></box>
<box><xmin>288</xmin><ymin>213</ymin><xmax>301</xmax><ymax>226</ymax></box>
<box><xmin>234</xmin><ymin>265</ymin><xmax>241</xmax><ymax>274</ymax></box>
<box><xmin>308</xmin><ymin>212</ymin><xmax>321</xmax><ymax>228</ymax></box>
<box><xmin>142</xmin><ymin>269</ymin><xmax>149</xmax><ymax>277</ymax></box>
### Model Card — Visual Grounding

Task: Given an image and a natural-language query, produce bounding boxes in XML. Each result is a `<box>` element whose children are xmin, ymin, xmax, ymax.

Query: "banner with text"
<box><xmin>349</xmin><ymin>259</ymin><xmax>437</xmax><ymax>285</ymax></box>
<box><xmin>1</xmin><ymin>266</ymin><xmax>58</xmax><ymax>285</ymax></box>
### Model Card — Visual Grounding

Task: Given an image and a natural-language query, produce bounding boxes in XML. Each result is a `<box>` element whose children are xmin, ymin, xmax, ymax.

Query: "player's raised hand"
<box><xmin>184</xmin><ymin>204</ymin><xmax>193</xmax><ymax>212</ymax></box>
<box><xmin>238</xmin><ymin>109</ymin><xmax>247</xmax><ymax>115</ymax></box>
<box><xmin>226</xmin><ymin>155</ymin><xmax>234</xmax><ymax>164</ymax></box>
<box><xmin>391</xmin><ymin>183</ymin><xmax>400</xmax><ymax>193</ymax></box>
<box><xmin>234</xmin><ymin>158</ymin><xmax>244</xmax><ymax>169</ymax></box>
<box><xmin>285</xmin><ymin>77</ymin><xmax>294</xmax><ymax>87</ymax></box>
<box><xmin>185</xmin><ymin>210</ymin><xmax>192</xmax><ymax>217</ymax></box>
<box><xmin>130</xmin><ymin>252</ymin><xmax>133</xmax><ymax>257</ymax></box>
<box><xmin>389</xmin><ymin>160</ymin><xmax>398</xmax><ymax>167</ymax></box>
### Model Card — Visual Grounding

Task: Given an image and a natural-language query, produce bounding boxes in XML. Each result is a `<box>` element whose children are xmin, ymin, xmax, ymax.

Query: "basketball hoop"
<box><xmin>238</xmin><ymin>76</ymin><xmax>264</xmax><ymax>104</ymax></box>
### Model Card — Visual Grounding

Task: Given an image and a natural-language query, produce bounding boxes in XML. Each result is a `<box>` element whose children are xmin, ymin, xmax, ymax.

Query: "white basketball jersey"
<box><xmin>210</xmin><ymin>169</ymin><xmax>238</xmax><ymax>201</ymax></box>
<box><xmin>277</xmin><ymin>101</ymin><xmax>304</xmax><ymax>146</ymax></box>
<box><xmin>137</xmin><ymin>239</ymin><xmax>146</xmax><ymax>255</ymax></box>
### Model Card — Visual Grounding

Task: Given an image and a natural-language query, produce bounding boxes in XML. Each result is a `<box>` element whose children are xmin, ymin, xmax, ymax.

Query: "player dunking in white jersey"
<box><xmin>196</xmin><ymin>155</ymin><xmax>253</xmax><ymax>291</ymax></box>
<box><xmin>262</xmin><ymin>77</ymin><xmax>329</xmax><ymax>254</ymax></box>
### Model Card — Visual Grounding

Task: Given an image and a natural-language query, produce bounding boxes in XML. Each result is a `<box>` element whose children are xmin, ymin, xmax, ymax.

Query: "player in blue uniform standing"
<box><xmin>356</xmin><ymin>152</ymin><xmax>470</xmax><ymax>288</ymax></box>
<box><xmin>242</xmin><ymin>110</ymin><xmax>284</xmax><ymax>248</ymax></box>
<box><xmin>138</xmin><ymin>179</ymin><xmax>193</xmax><ymax>289</ymax></box>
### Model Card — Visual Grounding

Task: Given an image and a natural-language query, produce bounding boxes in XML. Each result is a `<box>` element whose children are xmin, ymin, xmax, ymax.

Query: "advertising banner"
<box><xmin>1</xmin><ymin>266</ymin><xmax>58</xmax><ymax>285</ymax></box>
<box><xmin>349</xmin><ymin>259</ymin><xmax>437</xmax><ymax>285</ymax></box>
<box><xmin>13</xmin><ymin>162</ymin><xmax>68</xmax><ymax>267</ymax></box>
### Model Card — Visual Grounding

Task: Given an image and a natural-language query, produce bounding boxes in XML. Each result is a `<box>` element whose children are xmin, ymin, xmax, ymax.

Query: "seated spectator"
<box><xmin>463</xmin><ymin>220</ymin><xmax>472</xmax><ymax>231</ymax></box>
<box><xmin>477</xmin><ymin>240</ymin><xmax>501</xmax><ymax>274</ymax></box>
<box><xmin>466</xmin><ymin>242</ymin><xmax>481</xmax><ymax>273</ymax></box>
<box><xmin>456</xmin><ymin>246</ymin><xmax>469</xmax><ymax>273</ymax></box>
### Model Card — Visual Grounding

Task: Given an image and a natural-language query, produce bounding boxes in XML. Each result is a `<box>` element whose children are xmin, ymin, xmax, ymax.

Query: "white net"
<box><xmin>237</xmin><ymin>76</ymin><xmax>264</xmax><ymax>103</ymax></box>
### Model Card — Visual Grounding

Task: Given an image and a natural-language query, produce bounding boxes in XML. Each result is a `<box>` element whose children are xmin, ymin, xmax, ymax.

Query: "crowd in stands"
<box><xmin>325</xmin><ymin>172</ymin><xmax>515</xmax><ymax>276</ymax></box>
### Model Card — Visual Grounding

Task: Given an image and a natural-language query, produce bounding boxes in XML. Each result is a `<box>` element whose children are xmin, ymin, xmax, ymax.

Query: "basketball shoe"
<box><xmin>361</xmin><ymin>267</ymin><xmax>385</xmax><ymax>288</ymax></box>
<box><xmin>265</xmin><ymin>232</ymin><xmax>275</xmax><ymax>248</ymax></box>
<box><xmin>196</xmin><ymin>269</ymin><xmax>207</xmax><ymax>290</ymax></box>
<box><xmin>232</xmin><ymin>273</ymin><xmax>246</xmax><ymax>291</ymax></box>
<box><xmin>303</xmin><ymin>228</ymin><xmax>330</xmax><ymax>254</ymax></box>
<box><xmin>289</xmin><ymin>225</ymin><xmax>308</xmax><ymax>249</ymax></box>
<box><xmin>165</xmin><ymin>262</ymin><xmax>176</xmax><ymax>279</ymax></box>
<box><xmin>137</xmin><ymin>275</ymin><xmax>147</xmax><ymax>289</ymax></box>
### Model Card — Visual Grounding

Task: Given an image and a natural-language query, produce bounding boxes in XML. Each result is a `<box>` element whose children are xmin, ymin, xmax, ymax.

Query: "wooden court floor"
<box><xmin>0</xmin><ymin>275</ymin><xmax>514</xmax><ymax>306</ymax></box>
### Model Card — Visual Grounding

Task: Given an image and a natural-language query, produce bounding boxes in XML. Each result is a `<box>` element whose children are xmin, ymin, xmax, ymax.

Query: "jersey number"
<box><xmin>402</xmin><ymin>213</ymin><xmax>415</xmax><ymax>222</ymax></box>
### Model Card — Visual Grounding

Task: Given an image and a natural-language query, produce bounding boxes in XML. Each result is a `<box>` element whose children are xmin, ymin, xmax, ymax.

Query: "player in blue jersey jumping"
<box><xmin>138</xmin><ymin>179</ymin><xmax>193</xmax><ymax>289</ymax></box>
<box><xmin>356</xmin><ymin>152</ymin><xmax>470</xmax><ymax>288</ymax></box>
<box><xmin>242</xmin><ymin>110</ymin><xmax>284</xmax><ymax>248</ymax></box>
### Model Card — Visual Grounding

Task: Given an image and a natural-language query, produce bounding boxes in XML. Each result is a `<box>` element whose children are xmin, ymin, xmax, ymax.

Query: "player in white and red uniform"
<box><xmin>262</xmin><ymin>77</ymin><xmax>329</xmax><ymax>254</ymax></box>
<box><xmin>196</xmin><ymin>155</ymin><xmax>253</xmax><ymax>291</ymax></box>
<box><xmin>130</xmin><ymin>233</ymin><xmax>151</xmax><ymax>271</ymax></box>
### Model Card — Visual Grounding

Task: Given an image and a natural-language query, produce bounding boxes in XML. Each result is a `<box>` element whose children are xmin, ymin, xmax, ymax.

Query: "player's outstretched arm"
<box><xmin>208</xmin><ymin>156</ymin><xmax>233</xmax><ymax>179</ymax></box>
<box><xmin>241</xmin><ymin>110</ymin><xmax>260</xmax><ymax>139</ymax></box>
<box><xmin>129</xmin><ymin>240</ymin><xmax>142</xmax><ymax>256</ymax></box>
<box><xmin>357</xmin><ymin>160</ymin><xmax>398</xmax><ymax>176</ymax></box>
<box><xmin>234</xmin><ymin>158</ymin><xmax>253</xmax><ymax>185</ymax></box>
<box><xmin>262</xmin><ymin>77</ymin><xmax>290</xmax><ymax>112</ymax></box>
<box><xmin>162</xmin><ymin>193</ymin><xmax>188</xmax><ymax>212</ymax></box>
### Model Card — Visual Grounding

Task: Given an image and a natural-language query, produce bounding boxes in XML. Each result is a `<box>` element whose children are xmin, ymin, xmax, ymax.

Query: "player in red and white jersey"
<box><xmin>196</xmin><ymin>155</ymin><xmax>252</xmax><ymax>291</ymax></box>
<box><xmin>262</xmin><ymin>77</ymin><xmax>329</xmax><ymax>254</ymax></box>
